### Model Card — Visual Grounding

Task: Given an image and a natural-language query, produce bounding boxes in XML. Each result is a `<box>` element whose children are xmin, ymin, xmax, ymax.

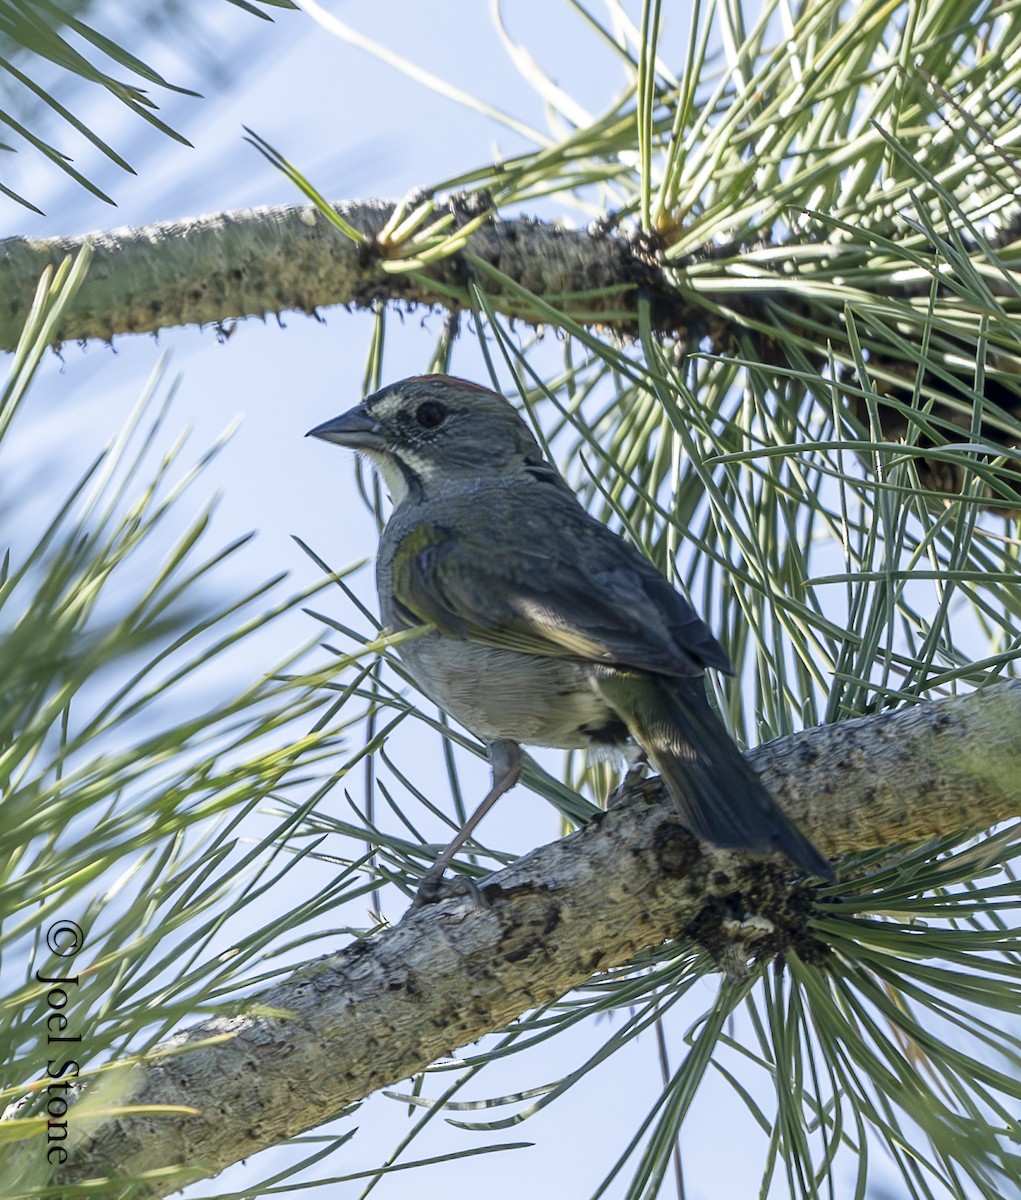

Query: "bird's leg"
<box><xmin>410</xmin><ymin>740</ymin><xmax>522</xmax><ymax>910</ymax></box>
<box><xmin>608</xmin><ymin>743</ymin><xmax>648</xmax><ymax>809</ymax></box>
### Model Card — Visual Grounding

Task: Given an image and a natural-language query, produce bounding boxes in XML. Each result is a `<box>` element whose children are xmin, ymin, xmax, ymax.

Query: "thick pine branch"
<box><xmin>8</xmin><ymin>203</ymin><xmax>1019</xmax><ymax>488</ymax></box>
<box><xmin>0</xmin><ymin>201</ymin><xmax>681</xmax><ymax>352</ymax></box>
<box><xmin>31</xmin><ymin>679</ymin><xmax>1021</xmax><ymax>1198</ymax></box>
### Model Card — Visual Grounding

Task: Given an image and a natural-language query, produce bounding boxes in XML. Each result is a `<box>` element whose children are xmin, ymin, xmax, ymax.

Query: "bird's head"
<box><xmin>307</xmin><ymin>374</ymin><xmax>556</xmax><ymax>506</ymax></box>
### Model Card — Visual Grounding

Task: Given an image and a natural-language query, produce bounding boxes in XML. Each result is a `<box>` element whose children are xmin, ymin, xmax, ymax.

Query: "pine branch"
<box><xmin>7</xmin><ymin>201</ymin><xmax>1019</xmax><ymax>485</ymax></box>
<box><xmin>12</xmin><ymin>197</ymin><xmax>1006</xmax><ymax>354</ymax></box>
<box><xmin>33</xmin><ymin>679</ymin><xmax>1021</xmax><ymax>1198</ymax></box>
<box><xmin>7</xmin><ymin>200</ymin><xmax>1021</xmax><ymax>502</ymax></box>
<box><xmin>0</xmin><ymin>200</ymin><xmax>679</xmax><ymax>352</ymax></box>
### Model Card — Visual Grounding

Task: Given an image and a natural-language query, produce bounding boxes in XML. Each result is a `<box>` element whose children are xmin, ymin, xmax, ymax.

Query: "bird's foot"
<box><xmin>407</xmin><ymin>867</ymin><xmax>486</xmax><ymax>914</ymax></box>
<box><xmin>608</xmin><ymin>759</ymin><xmax>649</xmax><ymax>809</ymax></box>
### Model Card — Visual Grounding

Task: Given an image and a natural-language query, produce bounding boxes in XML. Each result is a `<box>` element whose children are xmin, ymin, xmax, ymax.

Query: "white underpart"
<box><xmin>366</xmin><ymin>449</ymin><xmax>409</xmax><ymax>506</ymax></box>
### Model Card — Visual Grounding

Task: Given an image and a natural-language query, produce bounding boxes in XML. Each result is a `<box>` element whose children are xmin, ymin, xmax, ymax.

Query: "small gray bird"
<box><xmin>308</xmin><ymin>374</ymin><xmax>831</xmax><ymax>897</ymax></box>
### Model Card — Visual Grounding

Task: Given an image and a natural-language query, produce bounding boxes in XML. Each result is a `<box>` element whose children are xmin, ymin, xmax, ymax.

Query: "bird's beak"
<box><xmin>306</xmin><ymin>405</ymin><xmax>385</xmax><ymax>451</ymax></box>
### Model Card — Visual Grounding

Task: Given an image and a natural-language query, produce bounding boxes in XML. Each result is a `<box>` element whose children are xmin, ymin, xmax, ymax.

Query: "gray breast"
<box><xmin>394</xmin><ymin>631</ymin><xmax>615</xmax><ymax>748</ymax></box>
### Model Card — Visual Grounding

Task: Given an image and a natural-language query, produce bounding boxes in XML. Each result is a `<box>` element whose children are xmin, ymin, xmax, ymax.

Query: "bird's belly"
<box><xmin>398</xmin><ymin>636</ymin><xmax>617</xmax><ymax>749</ymax></box>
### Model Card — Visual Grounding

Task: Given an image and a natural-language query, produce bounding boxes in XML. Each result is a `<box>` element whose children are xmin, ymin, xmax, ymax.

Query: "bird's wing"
<box><xmin>388</xmin><ymin>490</ymin><xmax>732</xmax><ymax>677</ymax></box>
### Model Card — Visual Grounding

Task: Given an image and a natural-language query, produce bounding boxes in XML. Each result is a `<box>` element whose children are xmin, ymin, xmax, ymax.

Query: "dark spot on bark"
<box><xmin>341</xmin><ymin>938</ymin><xmax>373</xmax><ymax>962</ymax></box>
<box><xmin>542</xmin><ymin>905</ymin><xmax>561</xmax><ymax>936</ymax></box>
<box><xmin>505</xmin><ymin>939</ymin><xmax>540</xmax><ymax>964</ymax></box>
<box><xmin>654</xmin><ymin>822</ymin><xmax>701</xmax><ymax>876</ymax></box>
<box><xmin>683</xmin><ymin>868</ymin><xmax>832</xmax><ymax>970</ymax></box>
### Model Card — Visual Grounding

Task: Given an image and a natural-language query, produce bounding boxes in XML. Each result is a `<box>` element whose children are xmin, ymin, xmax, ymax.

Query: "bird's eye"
<box><xmin>415</xmin><ymin>401</ymin><xmax>447</xmax><ymax>429</ymax></box>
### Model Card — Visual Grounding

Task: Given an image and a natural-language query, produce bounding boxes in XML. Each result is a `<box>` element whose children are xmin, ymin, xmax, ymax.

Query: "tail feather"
<box><xmin>596</xmin><ymin>670</ymin><xmax>832</xmax><ymax>880</ymax></box>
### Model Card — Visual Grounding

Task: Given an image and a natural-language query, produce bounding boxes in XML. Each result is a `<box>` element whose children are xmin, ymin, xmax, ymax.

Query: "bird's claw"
<box><xmin>608</xmin><ymin>759</ymin><xmax>649</xmax><ymax>808</ymax></box>
<box><xmin>407</xmin><ymin>868</ymin><xmax>486</xmax><ymax>914</ymax></box>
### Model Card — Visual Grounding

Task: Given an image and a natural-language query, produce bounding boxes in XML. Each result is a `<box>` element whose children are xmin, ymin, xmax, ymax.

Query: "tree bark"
<box><xmin>0</xmin><ymin>200</ymin><xmax>684</xmax><ymax>353</ymax></box>
<box><xmin>21</xmin><ymin>678</ymin><xmax>1020</xmax><ymax>1198</ymax></box>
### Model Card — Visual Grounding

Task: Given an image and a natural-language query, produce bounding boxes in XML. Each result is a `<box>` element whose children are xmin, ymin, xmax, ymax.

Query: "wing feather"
<box><xmin>389</xmin><ymin>490</ymin><xmax>732</xmax><ymax>677</ymax></box>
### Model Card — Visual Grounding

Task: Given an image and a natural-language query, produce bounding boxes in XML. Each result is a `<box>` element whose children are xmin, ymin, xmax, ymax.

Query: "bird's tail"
<box><xmin>595</xmin><ymin>670</ymin><xmax>832</xmax><ymax>880</ymax></box>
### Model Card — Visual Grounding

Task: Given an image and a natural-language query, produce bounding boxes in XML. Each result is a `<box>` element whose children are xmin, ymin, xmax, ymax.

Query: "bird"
<box><xmin>307</xmin><ymin>374</ymin><xmax>832</xmax><ymax>901</ymax></box>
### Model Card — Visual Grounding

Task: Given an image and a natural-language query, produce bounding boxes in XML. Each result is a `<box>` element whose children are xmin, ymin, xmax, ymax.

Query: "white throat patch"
<box><xmin>365</xmin><ymin>449</ymin><xmax>410</xmax><ymax>506</ymax></box>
